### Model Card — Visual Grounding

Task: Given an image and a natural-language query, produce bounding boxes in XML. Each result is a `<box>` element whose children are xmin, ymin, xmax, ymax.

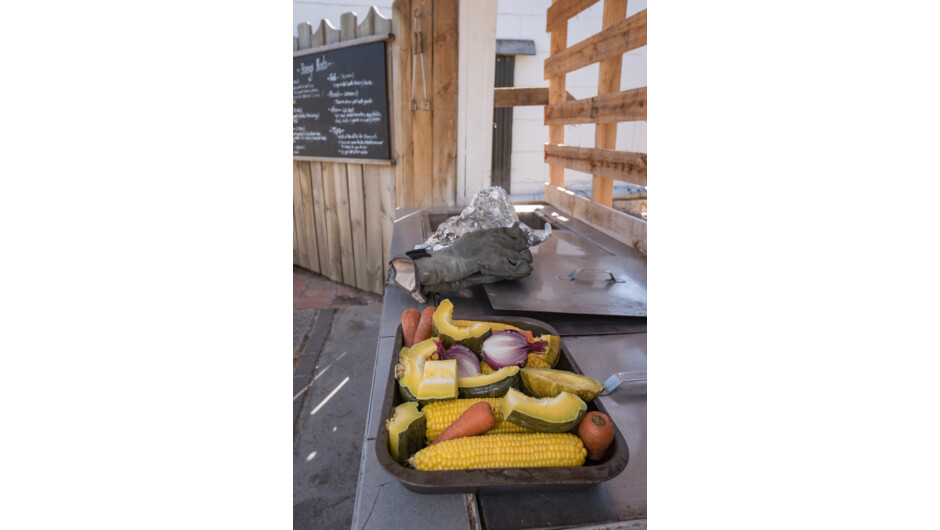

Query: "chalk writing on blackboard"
<box><xmin>293</xmin><ymin>41</ymin><xmax>390</xmax><ymax>160</ymax></box>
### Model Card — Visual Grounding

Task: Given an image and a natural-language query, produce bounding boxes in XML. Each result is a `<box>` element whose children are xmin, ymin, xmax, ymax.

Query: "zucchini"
<box><xmin>395</xmin><ymin>338</ymin><xmax>442</xmax><ymax>403</ymax></box>
<box><xmin>520</xmin><ymin>367</ymin><xmax>604</xmax><ymax>402</ymax></box>
<box><xmin>415</xmin><ymin>359</ymin><xmax>458</xmax><ymax>401</ymax></box>
<box><xmin>385</xmin><ymin>402</ymin><xmax>426</xmax><ymax>464</ymax></box>
<box><xmin>501</xmin><ymin>388</ymin><xmax>587</xmax><ymax>433</ymax></box>
<box><xmin>431</xmin><ymin>299</ymin><xmax>492</xmax><ymax>353</ymax></box>
<box><xmin>457</xmin><ymin>366</ymin><xmax>521</xmax><ymax>398</ymax></box>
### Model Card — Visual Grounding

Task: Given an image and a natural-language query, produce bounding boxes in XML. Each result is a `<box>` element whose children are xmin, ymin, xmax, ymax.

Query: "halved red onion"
<box><xmin>481</xmin><ymin>330</ymin><xmax>546</xmax><ymax>369</ymax></box>
<box><xmin>440</xmin><ymin>344</ymin><xmax>481</xmax><ymax>378</ymax></box>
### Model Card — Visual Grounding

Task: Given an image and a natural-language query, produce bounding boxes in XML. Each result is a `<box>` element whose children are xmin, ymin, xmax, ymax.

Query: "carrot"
<box><xmin>520</xmin><ymin>330</ymin><xmax>534</xmax><ymax>342</ymax></box>
<box><xmin>412</xmin><ymin>306</ymin><xmax>436</xmax><ymax>344</ymax></box>
<box><xmin>401</xmin><ymin>308</ymin><xmax>420</xmax><ymax>347</ymax></box>
<box><xmin>429</xmin><ymin>401</ymin><xmax>496</xmax><ymax>445</ymax></box>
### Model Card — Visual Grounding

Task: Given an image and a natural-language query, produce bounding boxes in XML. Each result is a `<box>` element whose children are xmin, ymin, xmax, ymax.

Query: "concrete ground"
<box><xmin>293</xmin><ymin>267</ymin><xmax>383</xmax><ymax>530</ymax></box>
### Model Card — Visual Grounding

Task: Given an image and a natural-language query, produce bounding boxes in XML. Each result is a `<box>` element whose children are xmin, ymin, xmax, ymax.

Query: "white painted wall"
<box><xmin>293</xmin><ymin>1</ymin><xmax>648</xmax><ymax>198</ymax></box>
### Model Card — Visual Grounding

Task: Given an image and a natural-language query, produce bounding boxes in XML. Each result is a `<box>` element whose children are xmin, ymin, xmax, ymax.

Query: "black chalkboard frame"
<box><xmin>293</xmin><ymin>33</ymin><xmax>396</xmax><ymax>165</ymax></box>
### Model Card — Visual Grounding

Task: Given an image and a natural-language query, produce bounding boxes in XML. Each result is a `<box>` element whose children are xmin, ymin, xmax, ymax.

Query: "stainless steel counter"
<box><xmin>351</xmin><ymin>206</ymin><xmax>647</xmax><ymax>530</ymax></box>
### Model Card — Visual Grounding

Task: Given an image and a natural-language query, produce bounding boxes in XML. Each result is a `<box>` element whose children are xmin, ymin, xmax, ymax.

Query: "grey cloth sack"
<box><xmin>388</xmin><ymin>224</ymin><xmax>534</xmax><ymax>302</ymax></box>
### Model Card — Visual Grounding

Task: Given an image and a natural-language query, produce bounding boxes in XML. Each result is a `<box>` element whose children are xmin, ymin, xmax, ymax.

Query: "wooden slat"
<box><xmin>297</xmin><ymin>22</ymin><xmax>313</xmax><ymax>50</ymax></box>
<box><xmin>410</xmin><ymin>0</ymin><xmax>434</xmax><ymax>207</ymax></box>
<box><xmin>544</xmin><ymin>9</ymin><xmax>646</xmax><ymax>79</ymax></box>
<box><xmin>293</xmin><ymin>36</ymin><xmax>299</xmax><ymax>52</ymax></box>
<box><xmin>544</xmin><ymin>144</ymin><xmax>647</xmax><ymax>187</ymax></box>
<box><xmin>340</xmin><ymin>11</ymin><xmax>357</xmax><ymax>41</ymax></box>
<box><xmin>298</xmin><ymin>162</ymin><xmax>321</xmax><ymax>273</ymax></box>
<box><xmin>546</xmin><ymin>0</ymin><xmax>600</xmax><ymax>31</ymax></box>
<box><xmin>544</xmin><ymin>87</ymin><xmax>646</xmax><ymax>125</ymax></box>
<box><xmin>392</xmin><ymin>0</ymin><xmax>414</xmax><ymax>208</ymax></box>
<box><xmin>319</xmin><ymin>162</ymin><xmax>344</xmax><ymax>282</ymax></box>
<box><xmin>314</xmin><ymin>19</ymin><xmax>340</xmax><ymax>47</ymax></box>
<box><xmin>332</xmin><ymin>163</ymin><xmax>356</xmax><ymax>284</ymax></box>
<box><xmin>592</xmin><ymin>0</ymin><xmax>627</xmax><ymax>207</ymax></box>
<box><xmin>373</xmin><ymin>6</ymin><xmax>391</xmax><ymax>34</ymax></box>
<box><xmin>363</xmin><ymin>165</ymin><xmax>386</xmax><ymax>294</ymax></box>
<box><xmin>378</xmin><ymin>165</ymin><xmax>396</xmax><ymax>285</ymax></box>
<box><xmin>309</xmin><ymin>162</ymin><xmax>332</xmax><ymax>278</ymax></box>
<box><xmin>346</xmin><ymin>164</ymin><xmax>369</xmax><ymax>291</ymax></box>
<box><xmin>432</xmin><ymin>0</ymin><xmax>458</xmax><ymax>206</ymax></box>
<box><xmin>548</xmin><ymin>0</ymin><xmax>567</xmax><ymax>189</ymax></box>
<box><xmin>493</xmin><ymin>87</ymin><xmax>576</xmax><ymax>107</ymax></box>
<box><xmin>292</xmin><ymin>163</ymin><xmax>310</xmax><ymax>268</ymax></box>
<box><xmin>545</xmin><ymin>184</ymin><xmax>647</xmax><ymax>253</ymax></box>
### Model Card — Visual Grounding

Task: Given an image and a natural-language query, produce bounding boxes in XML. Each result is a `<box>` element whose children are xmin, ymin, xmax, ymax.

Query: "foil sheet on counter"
<box><xmin>416</xmin><ymin>186</ymin><xmax>551</xmax><ymax>251</ymax></box>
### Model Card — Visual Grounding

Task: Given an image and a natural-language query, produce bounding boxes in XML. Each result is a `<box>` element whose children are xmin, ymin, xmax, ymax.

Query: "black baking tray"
<box><xmin>374</xmin><ymin>316</ymin><xmax>629</xmax><ymax>494</ymax></box>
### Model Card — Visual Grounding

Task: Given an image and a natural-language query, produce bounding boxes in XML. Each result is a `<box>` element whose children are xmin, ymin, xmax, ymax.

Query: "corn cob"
<box><xmin>410</xmin><ymin>432</ymin><xmax>586</xmax><ymax>470</ymax></box>
<box><xmin>423</xmin><ymin>398</ymin><xmax>532</xmax><ymax>441</ymax></box>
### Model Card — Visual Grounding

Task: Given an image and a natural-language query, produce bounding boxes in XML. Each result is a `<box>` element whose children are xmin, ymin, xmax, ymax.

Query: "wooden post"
<box><xmin>592</xmin><ymin>0</ymin><xmax>627</xmax><ymax>207</ymax></box>
<box><xmin>546</xmin><ymin>0</ymin><xmax>568</xmax><ymax>190</ymax></box>
<box><xmin>456</xmin><ymin>0</ymin><xmax>497</xmax><ymax>205</ymax></box>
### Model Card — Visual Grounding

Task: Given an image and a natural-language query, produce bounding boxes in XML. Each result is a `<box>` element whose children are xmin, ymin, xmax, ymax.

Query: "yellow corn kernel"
<box><xmin>480</xmin><ymin>361</ymin><xmax>495</xmax><ymax>375</ymax></box>
<box><xmin>423</xmin><ymin>398</ymin><xmax>532</xmax><ymax>441</ymax></box>
<box><xmin>410</xmin><ymin>432</ymin><xmax>587</xmax><ymax>470</ymax></box>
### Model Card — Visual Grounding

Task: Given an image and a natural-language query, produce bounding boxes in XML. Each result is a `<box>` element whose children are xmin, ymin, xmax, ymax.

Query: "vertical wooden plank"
<box><xmin>456</xmin><ymin>0</ymin><xmax>498</xmax><ymax>205</ymax></box>
<box><xmin>547</xmin><ymin>0</ymin><xmax>567</xmax><ymax>189</ymax></box>
<box><xmin>293</xmin><ymin>36</ymin><xmax>299</xmax><ymax>52</ymax></box>
<box><xmin>357</xmin><ymin>7</ymin><xmax>375</xmax><ymax>38</ymax></box>
<box><xmin>320</xmin><ymin>162</ymin><xmax>344</xmax><ymax>283</ymax></box>
<box><xmin>314</xmin><ymin>19</ymin><xmax>339</xmax><ymax>47</ymax></box>
<box><xmin>298</xmin><ymin>162</ymin><xmax>321</xmax><ymax>273</ymax></box>
<box><xmin>392</xmin><ymin>0</ymin><xmax>414</xmax><ymax>208</ymax></box>
<box><xmin>298</xmin><ymin>22</ymin><xmax>313</xmax><ymax>50</ymax></box>
<box><xmin>347</xmin><ymin>164</ymin><xmax>370</xmax><ymax>291</ymax></box>
<box><xmin>340</xmin><ymin>12</ymin><xmax>357</xmax><ymax>41</ymax></box>
<box><xmin>378</xmin><ymin>166</ymin><xmax>396</xmax><ymax>286</ymax></box>
<box><xmin>293</xmin><ymin>162</ymin><xmax>310</xmax><ymax>268</ymax></box>
<box><xmin>411</xmin><ymin>0</ymin><xmax>434</xmax><ymax>207</ymax></box>
<box><xmin>592</xmin><ymin>0</ymin><xmax>627</xmax><ymax>207</ymax></box>
<box><xmin>373</xmin><ymin>7</ymin><xmax>391</xmax><ymax>34</ymax></box>
<box><xmin>432</xmin><ymin>0</ymin><xmax>458</xmax><ymax>206</ymax></box>
<box><xmin>332</xmin><ymin>163</ymin><xmax>356</xmax><ymax>285</ymax></box>
<box><xmin>363</xmin><ymin>165</ymin><xmax>385</xmax><ymax>294</ymax></box>
<box><xmin>309</xmin><ymin>162</ymin><xmax>332</xmax><ymax>279</ymax></box>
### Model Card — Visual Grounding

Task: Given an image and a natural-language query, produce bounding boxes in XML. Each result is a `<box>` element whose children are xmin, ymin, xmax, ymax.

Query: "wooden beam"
<box><xmin>545</xmin><ymin>87</ymin><xmax>646</xmax><ymax>125</ymax></box>
<box><xmin>546</xmin><ymin>0</ymin><xmax>601</xmax><ymax>31</ymax></box>
<box><xmin>592</xmin><ymin>0</ymin><xmax>627</xmax><ymax>207</ymax></box>
<box><xmin>432</xmin><ymin>0</ymin><xmax>458</xmax><ymax>206</ymax></box>
<box><xmin>545</xmin><ymin>184</ymin><xmax>647</xmax><ymax>253</ymax></box>
<box><xmin>493</xmin><ymin>87</ymin><xmax>576</xmax><ymax>107</ymax></box>
<box><xmin>544</xmin><ymin>144</ymin><xmax>647</xmax><ymax>186</ymax></box>
<box><xmin>544</xmin><ymin>9</ymin><xmax>646</xmax><ymax>80</ymax></box>
<box><xmin>547</xmin><ymin>0</ymin><xmax>567</xmax><ymax>189</ymax></box>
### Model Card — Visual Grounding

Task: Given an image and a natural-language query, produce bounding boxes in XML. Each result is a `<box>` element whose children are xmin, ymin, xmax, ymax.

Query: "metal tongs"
<box><xmin>601</xmin><ymin>371</ymin><xmax>647</xmax><ymax>395</ymax></box>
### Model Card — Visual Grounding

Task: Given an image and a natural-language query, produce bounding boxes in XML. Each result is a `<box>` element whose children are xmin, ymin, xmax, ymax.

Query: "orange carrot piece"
<box><xmin>429</xmin><ymin>401</ymin><xmax>496</xmax><ymax>445</ymax></box>
<box><xmin>412</xmin><ymin>306</ymin><xmax>436</xmax><ymax>344</ymax></box>
<box><xmin>401</xmin><ymin>308</ymin><xmax>420</xmax><ymax>347</ymax></box>
<box><xmin>520</xmin><ymin>330</ymin><xmax>534</xmax><ymax>342</ymax></box>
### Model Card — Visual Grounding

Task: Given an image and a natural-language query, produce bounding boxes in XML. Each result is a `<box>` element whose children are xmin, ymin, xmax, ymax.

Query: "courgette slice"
<box><xmin>385</xmin><ymin>402</ymin><xmax>426</xmax><ymax>464</ymax></box>
<box><xmin>520</xmin><ymin>367</ymin><xmax>604</xmax><ymax>401</ymax></box>
<box><xmin>431</xmin><ymin>299</ymin><xmax>492</xmax><ymax>353</ymax></box>
<box><xmin>457</xmin><ymin>366</ymin><xmax>521</xmax><ymax>398</ymax></box>
<box><xmin>501</xmin><ymin>388</ymin><xmax>587</xmax><ymax>433</ymax></box>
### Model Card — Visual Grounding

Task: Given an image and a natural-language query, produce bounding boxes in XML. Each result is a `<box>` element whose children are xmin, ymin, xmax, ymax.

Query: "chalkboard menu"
<box><xmin>293</xmin><ymin>41</ymin><xmax>391</xmax><ymax>161</ymax></box>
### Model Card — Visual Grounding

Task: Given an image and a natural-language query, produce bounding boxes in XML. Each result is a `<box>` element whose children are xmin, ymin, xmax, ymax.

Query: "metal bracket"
<box><xmin>558</xmin><ymin>268</ymin><xmax>625</xmax><ymax>283</ymax></box>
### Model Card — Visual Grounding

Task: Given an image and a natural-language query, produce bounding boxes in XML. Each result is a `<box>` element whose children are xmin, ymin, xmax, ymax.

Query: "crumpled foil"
<box><xmin>417</xmin><ymin>186</ymin><xmax>551</xmax><ymax>251</ymax></box>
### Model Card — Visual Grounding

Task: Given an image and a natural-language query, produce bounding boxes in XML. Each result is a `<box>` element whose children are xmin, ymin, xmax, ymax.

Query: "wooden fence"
<box><xmin>293</xmin><ymin>8</ymin><xmax>396</xmax><ymax>294</ymax></box>
<box><xmin>543</xmin><ymin>0</ymin><xmax>647</xmax><ymax>254</ymax></box>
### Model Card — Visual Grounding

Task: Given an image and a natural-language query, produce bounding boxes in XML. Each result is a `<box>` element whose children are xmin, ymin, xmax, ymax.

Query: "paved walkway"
<box><xmin>293</xmin><ymin>267</ymin><xmax>383</xmax><ymax>530</ymax></box>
